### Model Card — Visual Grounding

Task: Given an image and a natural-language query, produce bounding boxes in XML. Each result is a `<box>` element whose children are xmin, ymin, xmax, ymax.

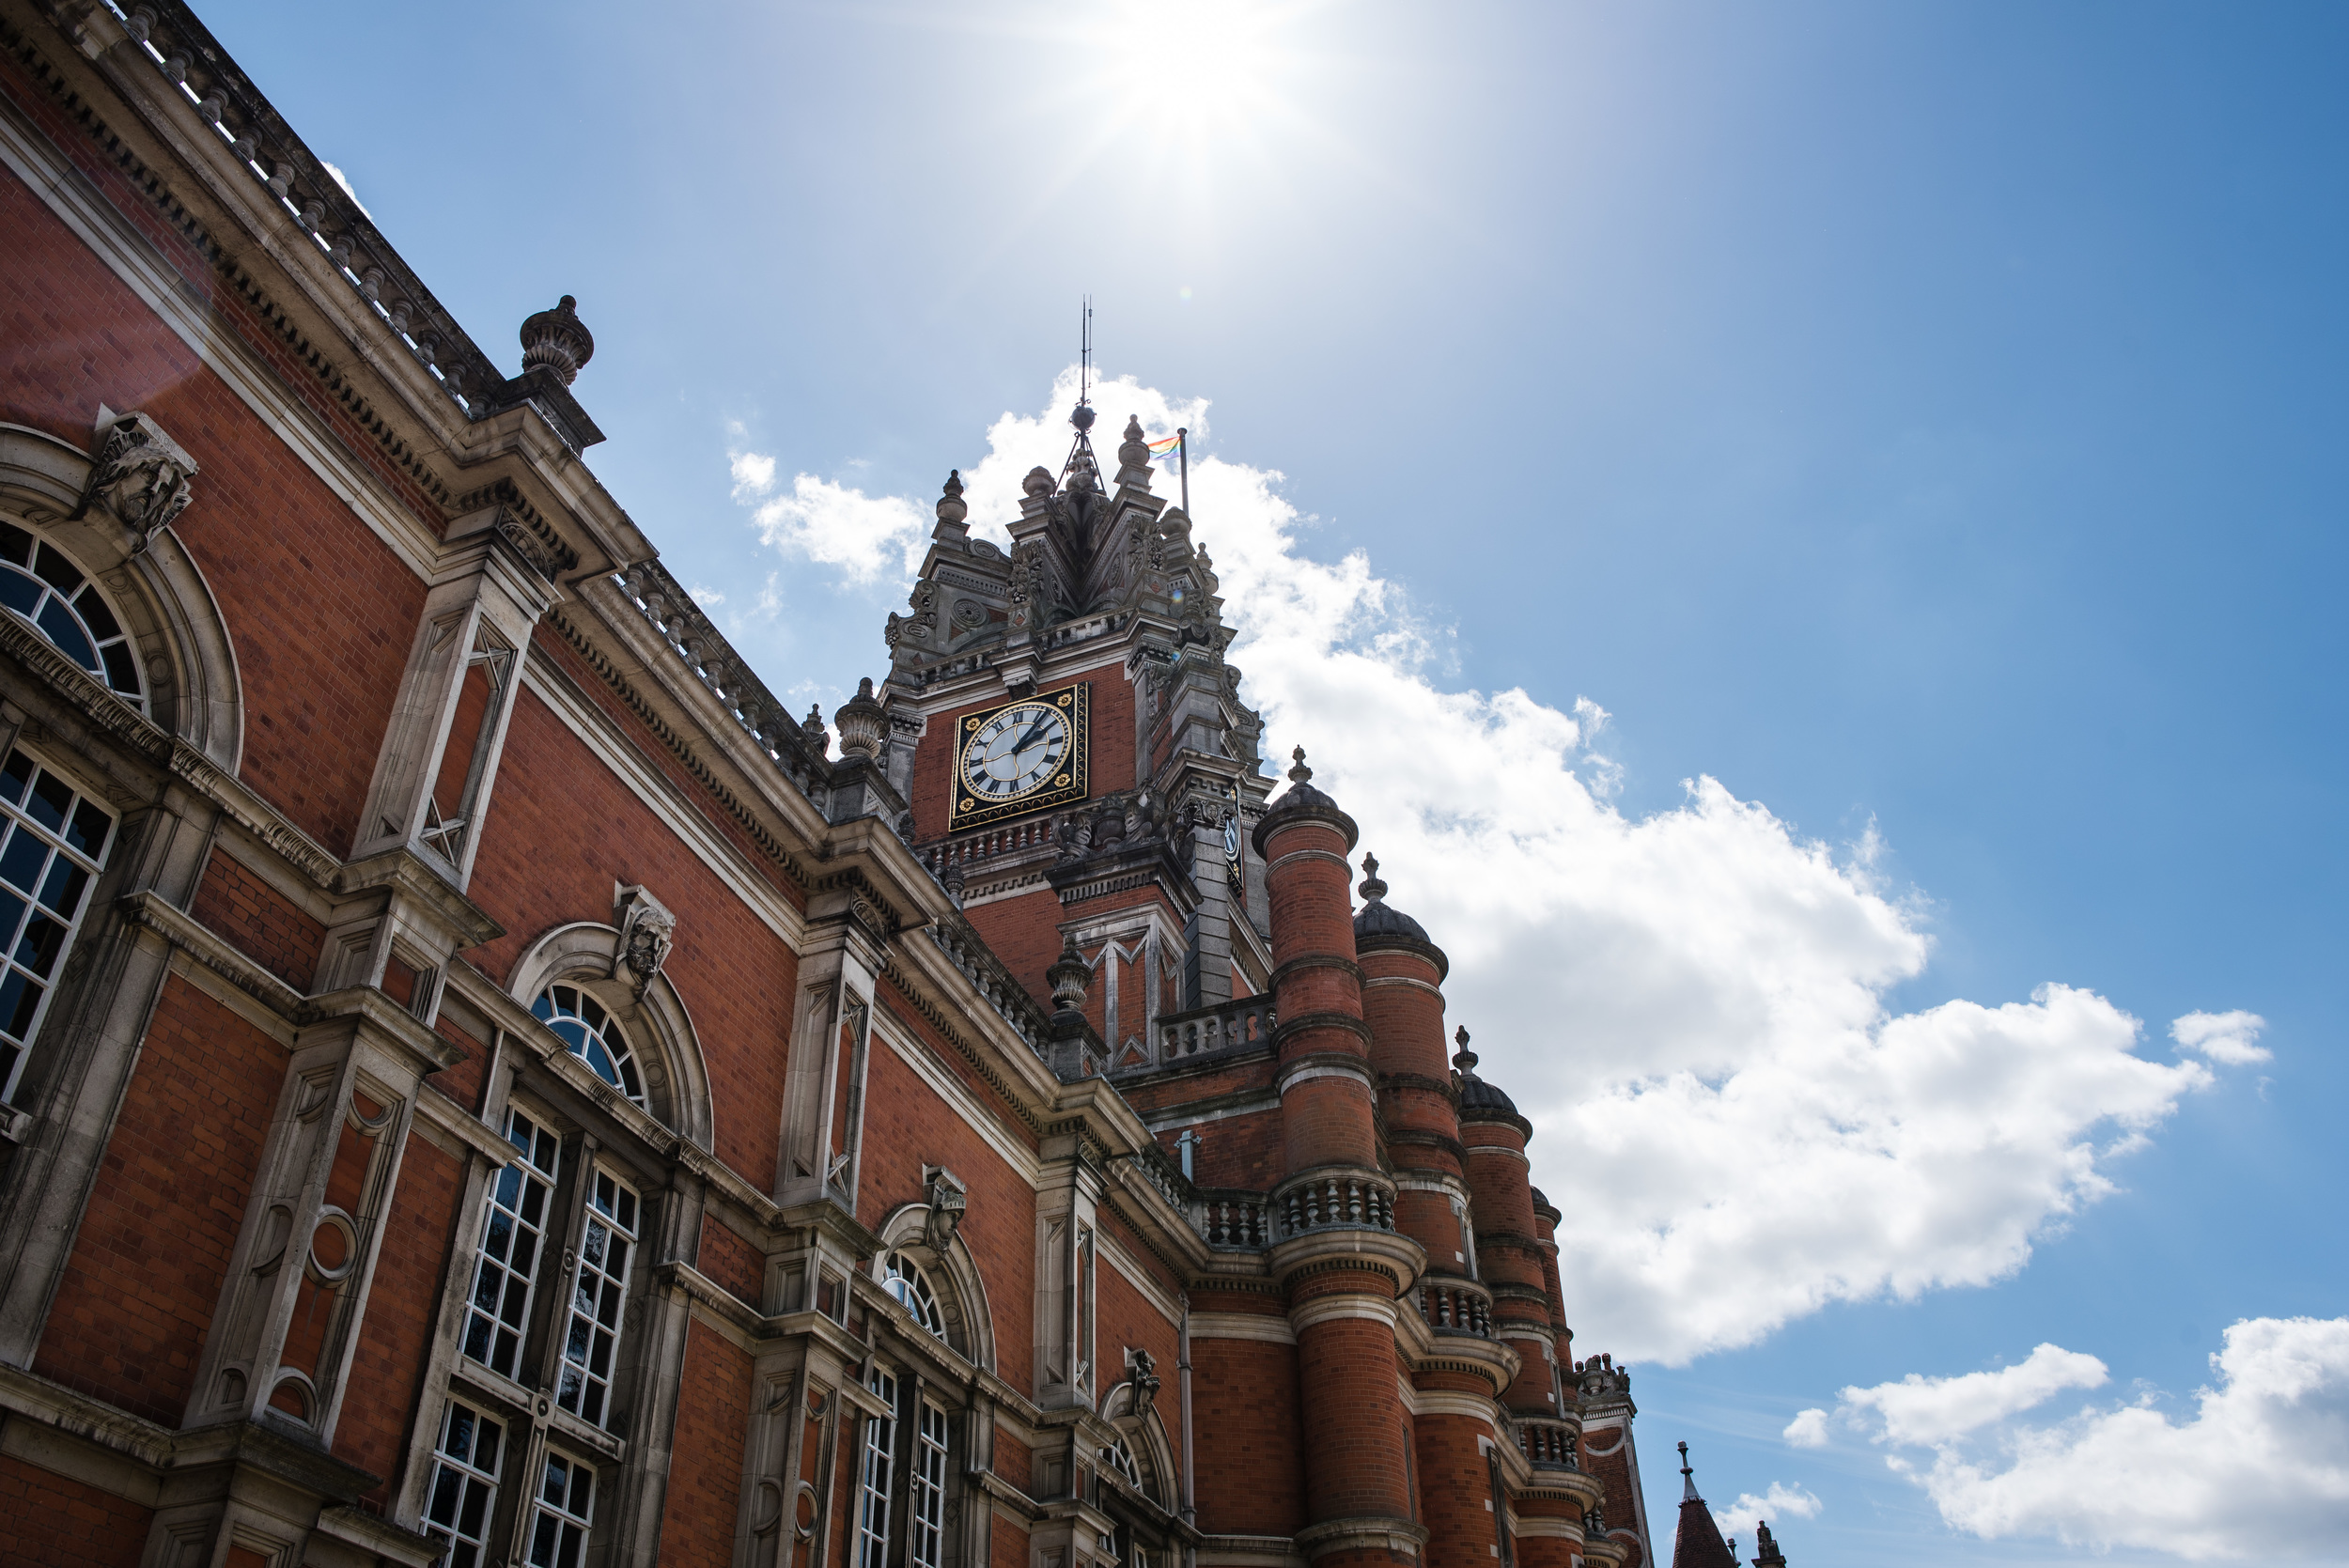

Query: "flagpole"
<box><xmin>1177</xmin><ymin>427</ymin><xmax>1189</xmax><ymax>519</ymax></box>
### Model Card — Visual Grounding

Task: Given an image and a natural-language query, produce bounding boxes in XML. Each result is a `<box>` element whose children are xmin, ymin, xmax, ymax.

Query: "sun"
<box><xmin>1099</xmin><ymin>0</ymin><xmax>1288</xmax><ymax>142</ymax></box>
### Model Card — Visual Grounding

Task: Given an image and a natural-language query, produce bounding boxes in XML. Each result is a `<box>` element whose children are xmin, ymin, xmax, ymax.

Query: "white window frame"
<box><xmin>534</xmin><ymin>982</ymin><xmax>646</xmax><ymax>1106</ymax></box>
<box><xmin>555</xmin><ymin>1164</ymin><xmax>639</xmax><ymax>1430</ymax></box>
<box><xmin>462</xmin><ymin>1108</ymin><xmax>561</xmax><ymax>1381</ymax></box>
<box><xmin>0</xmin><ymin>747</ymin><xmax>115</xmax><ymax>1104</ymax></box>
<box><xmin>525</xmin><ymin>1450</ymin><xmax>596</xmax><ymax>1568</ymax></box>
<box><xmin>880</xmin><ymin>1250</ymin><xmax>946</xmax><ymax>1342</ymax></box>
<box><xmin>910</xmin><ymin>1398</ymin><xmax>950</xmax><ymax>1568</ymax></box>
<box><xmin>421</xmin><ymin>1396</ymin><xmax>506</xmax><ymax>1568</ymax></box>
<box><xmin>856</xmin><ymin>1367</ymin><xmax>898</xmax><ymax>1568</ymax></box>
<box><xmin>0</xmin><ymin>523</ymin><xmax>146</xmax><ymax>709</ymax></box>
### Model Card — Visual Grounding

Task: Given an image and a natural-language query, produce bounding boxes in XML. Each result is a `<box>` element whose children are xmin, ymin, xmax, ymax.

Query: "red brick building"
<box><xmin>0</xmin><ymin>2</ymin><xmax>1666</xmax><ymax>1565</ymax></box>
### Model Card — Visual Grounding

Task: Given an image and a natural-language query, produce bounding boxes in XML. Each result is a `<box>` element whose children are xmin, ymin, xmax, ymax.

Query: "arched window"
<box><xmin>1102</xmin><ymin>1435</ymin><xmax>1141</xmax><ymax>1487</ymax></box>
<box><xmin>880</xmin><ymin>1250</ymin><xmax>945</xmax><ymax>1341</ymax></box>
<box><xmin>0</xmin><ymin>524</ymin><xmax>143</xmax><ymax>708</ymax></box>
<box><xmin>533</xmin><ymin>983</ymin><xmax>645</xmax><ymax>1107</ymax></box>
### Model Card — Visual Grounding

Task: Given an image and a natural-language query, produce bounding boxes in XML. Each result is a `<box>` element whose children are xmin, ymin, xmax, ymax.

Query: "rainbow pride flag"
<box><xmin>1146</xmin><ymin>433</ymin><xmax>1184</xmax><ymax>459</ymax></box>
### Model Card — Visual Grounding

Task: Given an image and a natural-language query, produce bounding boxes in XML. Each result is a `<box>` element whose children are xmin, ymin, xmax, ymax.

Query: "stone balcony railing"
<box><xmin>1155</xmin><ymin>996</ymin><xmax>1276</xmax><ymax>1063</ymax></box>
<box><xmin>1419</xmin><ymin>1275</ymin><xmax>1494</xmax><ymax>1336</ymax></box>
<box><xmin>1191</xmin><ymin>1189</ymin><xmax>1271</xmax><ymax>1250</ymax></box>
<box><xmin>1274</xmin><ymin>1172</ymin><xmax>1396</xmax><ymax>1238</ymax></box>
<box><xmin>1516</xmin><ymin>1421</ymin><xmax>1579</xmax><ymax>1470</ymax></box>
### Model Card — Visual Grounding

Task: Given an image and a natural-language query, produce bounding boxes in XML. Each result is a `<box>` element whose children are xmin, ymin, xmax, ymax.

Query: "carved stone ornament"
<box><xmin>924</xmin><ymin>1165</ymin><xmax>968</xmax><ymax>1252</ymax></box>
<box><xmin>72</xmin><ymin>406</ymin><xmax>197</xmax><ymax>549</ymax></box>
<box><xmin>1122</xmin><ymin>1347</ymin><xmax>1160</xmax><ymax>1421</ymax></box>
<box><xmin>611</xmin><ymin>883</ymin><xmax>677</xmax><ymax>996</ymax></box>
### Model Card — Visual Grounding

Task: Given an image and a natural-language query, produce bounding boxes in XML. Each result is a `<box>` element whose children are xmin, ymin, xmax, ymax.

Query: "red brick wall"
<box><xmin>661</xmin><ymin>1318</ymin><xmax>752</xmax><ymax>1568</ymax></box>
<box><xmin>0</xmin><ymin>161</ymin><xmax>427</xmax><ymax>855</ymax></box>
<box><xmin>855</xmin><ymin>1032</ymin><xmax>1035</xmax><ymax>1388</ymax></box>
<box><xmin>1094</xmin><ymin>1245</ymin><xmax>1181</xmax><ymax>1505</ymax></box>
<box><xmin>1189</xmin><ymin>1335</ymin><xmax>1304</xmax><ymax>1535</ymax></box>
<box><xmin>335</xmin><ymin>1130</ymin><xmax>463</xmax><ymax>1502</ymax></box>
<box><xmin>698</xmin><ymin>1214</ymin><xmax>766</xmax><ymax>1311</ymax></box>
<box><xmin>188</xmin><ymin>847</ymin><xmax>325</xmax><ymax>991</ymax></box>
<box><xmin>967</xmin><ymin>882</ymin><xmax>1177</xmax><ymax>1024</ymax></box>
<box><xmin>1413</xmin><ymin>1409</ymin><xmax>1499</xmax><ymax>1568</ymax></box>
<box><xmin>431</xmin><ymin>1014</ymin><xmax>488</xmax><ymax>1118</ymax></box>
<box><xmin>0</xmin><ymin>1453</ymin><xmax>151</xmax><ymax>1564</ymax></box>
<box><xmin>532</xmin><ymin>632</ymin><xmax>807</xmax><ymax>913</ymax></box>
<box><xmin>34</xmin><ymin>976</ymin><xmax>279</xmax><ymax>1423</ymax></box>
<box><xmin>464</xmin><ymin>687</ymin><xmax>798</xmax><ymax>1181</ymax></box>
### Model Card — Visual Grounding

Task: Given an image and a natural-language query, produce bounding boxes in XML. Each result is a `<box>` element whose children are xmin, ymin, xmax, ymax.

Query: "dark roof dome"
<box><xmin>1350</xmin><ymin>852</ymin><xmax>1451</xmax><ymax>979</ymax></box>
<box><xmin>1351</xmin><ymin>852</ymin><xmax>1430</xmax><ymax>942</ymax></box>
<box><xmin>1252</xmin><ymin>746</ymin><xmax>1358</xmax><ymax>856</ymax></box>
<box><xmin>1453</xmin><ymin>1027</ymin><xmax>1529</xmax><ymax>1126</ymax></box>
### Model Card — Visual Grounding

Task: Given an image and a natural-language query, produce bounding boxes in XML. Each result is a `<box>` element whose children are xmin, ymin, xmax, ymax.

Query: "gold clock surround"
<box><xmin>949</xmin><ymin>682</ymin><xmax>1092</xmax><ymax>831</ymax></box>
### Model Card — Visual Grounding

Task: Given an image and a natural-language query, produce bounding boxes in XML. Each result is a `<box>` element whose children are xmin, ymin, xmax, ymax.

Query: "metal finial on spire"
<box><xmin>1679</xmin><ymin>1440</ymin><xmax>1700</xmax><ymax>1502</ymax></box>
<box><xmin>1453</xmin><ymin>1024</ymin><xmax>1476</xmax><ymax>1074</ymax></box>
<box><xmin>1359</xmin><ymin>852</ymin><xmax>1387</xmax><ymax>903</ymax></box>
<box><xmin>1071</xmin><ymin>296</ymin><xmax>1097</xmax><ymax>432</ymax></box>
<box><xmin>1289</xmin><ymin>745</ymin><xmax>1313</xmax><ymax>784</ymax></box>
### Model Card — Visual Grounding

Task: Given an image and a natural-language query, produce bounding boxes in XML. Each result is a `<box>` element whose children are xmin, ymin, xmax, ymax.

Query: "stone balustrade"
<box><xmin>1517</xmin><ymin>1421</ymin><xmax>1579</xmax><ymax>1470</ymax></box>
<box><xmin>1156</xmin><ymin>996</ymin><xmax>1276</xmax><ymax>1062</ymax></box>
<box><xmin>95</xmin><ymin>0</ymin><xmax>504</xmax><ymax>418</ymax></box>
<box><xmin>1192</xmin><ymin>1190</ymin><xmax>1271</xmax><ymax>1250</ymax></box>
<box><xmin>1419</xmin><ymin>1276</ymin><xmax>1494</xmax><ymax>1336</ymax></box>
<box><xmin>1275</xmin><ymin>1172</ymin><xmax>1395</xmax><ymax>1238</ymax></box>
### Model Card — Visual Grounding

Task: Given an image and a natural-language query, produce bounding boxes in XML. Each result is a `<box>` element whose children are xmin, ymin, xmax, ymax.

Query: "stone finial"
<box><xmin>1118</xmin><ymin>414</ymin><xmax>1150</xmax><ymax>471</ymax></box>
<box><xmin>1358</xmin><ymin>852</ymin><xmax>1388</xmax><ymax>904</ymax></box>
<box><xmin>834</xmin><ymin>677</ymin><xmax>887</xmax><ymax>758</ymax></box>
<box><xmin>801</xmin><ymin>703</ymin><xmax>830</xmax><ymax>756</ymax></box>
<box><xmin>1047</xmin><ymin>936</ymin><xmax>1090</xmax><ymax>1014</ymax></box>
<box><xmin>1453</xmin><ymin>1025</ymin><xmax>1477</xmax><ymax>1075</ymax></box>
<box><xmin>1679</xmin><ymin>1440</ymin><xmax>1698</xmax><ymax>1501</ymax></box>
<box><xmin>1288</xmin><ymin>746</ymin><xmax>1313</xmax><ymax>784</ymax></box>
<box><xmin>519</xmin><ymin>295</ymin><xmax>594</xmax><ymax>385</ymax></box>
<box><xmin>1023</xmin><ymin>465</ymin><xmax>1055</xmax><ymax>498</ymax></box>
<box><xmin>935</xmin><ymin>470</ymin><xmax>969</xmax><ymax>534</ymax></box>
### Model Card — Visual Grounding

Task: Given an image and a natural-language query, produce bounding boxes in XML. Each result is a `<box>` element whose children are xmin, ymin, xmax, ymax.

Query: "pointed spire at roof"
<box><xmin>1671</xmin><ymin>1443</ymin><xmax>1739</xmax><ymax>1568</ymax></box>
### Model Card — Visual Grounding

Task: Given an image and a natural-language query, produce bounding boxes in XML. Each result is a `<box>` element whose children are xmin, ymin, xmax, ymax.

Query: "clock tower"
<box><xmin>876</xmin><ymin>400</ymin><xmax>1272</xmax><ymax>1069</ymax></box>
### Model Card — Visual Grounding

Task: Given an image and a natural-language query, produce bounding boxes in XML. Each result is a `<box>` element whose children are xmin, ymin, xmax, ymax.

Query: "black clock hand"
<box><xmin>1007</xmin><ymin>714</ymin><xmax>1057</xmax><ymax>759</ymax></box>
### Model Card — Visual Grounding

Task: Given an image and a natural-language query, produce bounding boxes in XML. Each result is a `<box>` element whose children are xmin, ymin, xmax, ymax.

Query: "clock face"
<box><xmin>961</xmin><ymin>701</ymin><xmax>1071</xmax><ymax>801</ymax></box>
<box><xmin>1222</xmin><ymin>816</ymin><xmax>1241</xmax><ymax>862</ymax></box>
<box><xmin>948</xmin><ymin>683</ymin><xmax>1092</xmax><ymax>831</ymax></box>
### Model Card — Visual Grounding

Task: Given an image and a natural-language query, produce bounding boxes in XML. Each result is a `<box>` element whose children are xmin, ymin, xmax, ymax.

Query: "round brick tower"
<box><xmin>1354</xmin><ymin>856</ymin><xmax>1512</xmax><ymax>1568</ymax></box>
<box><xmin>1253</xmin><ymin>751</ymin><xmax>1426</xmax><ymax>1568</ymax></box>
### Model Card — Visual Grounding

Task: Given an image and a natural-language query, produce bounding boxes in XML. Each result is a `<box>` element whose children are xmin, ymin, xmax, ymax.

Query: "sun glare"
<box><xmin>1105</xmin><ymin>0</ymin><xmax>1285</xmax><ymax>141</ymax></box>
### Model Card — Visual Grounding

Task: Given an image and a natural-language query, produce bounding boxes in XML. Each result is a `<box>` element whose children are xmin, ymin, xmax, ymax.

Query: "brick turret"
<box><xmin>1671</xmin><ymin>1444</ymin><xmax>1737</xmax><ymax>1568</ymax></box>
<box><xmin>1455</xmin><ymin>1034</ymin><xmax>1561</xmax><ymax>1418</ymax></box>
<box><xmin>1254</xmin><ymin>751</ymin><xmax>1426</xmax><ymax>1567</ymax></box>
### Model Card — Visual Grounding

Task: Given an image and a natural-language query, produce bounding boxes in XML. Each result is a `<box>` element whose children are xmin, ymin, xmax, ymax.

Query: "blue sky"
<box><xmin>209</xmin><ymin>1</ymin><xmax>2349</xmax><ymax>1559</ymax></box>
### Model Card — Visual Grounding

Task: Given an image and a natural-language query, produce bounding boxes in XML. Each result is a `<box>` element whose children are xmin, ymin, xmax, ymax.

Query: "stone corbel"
<box><xmin>612</xmin><ymin>883</ymin><xmax>677</xmax><ymax>997</ymax></box>
<box><xmin>923</xmin><ymin>1164</ymin><xmax>968</xmax><ymax>1252</ymax></box>
<box><xmin>70</xmin><ymin>406</ymin><xmax>197</xmax><ymax>551</ymax></box>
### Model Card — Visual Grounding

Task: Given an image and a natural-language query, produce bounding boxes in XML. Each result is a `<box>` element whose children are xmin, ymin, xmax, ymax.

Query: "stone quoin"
<box><xmin>0</xmin><ymin>1</ymin><xmax>1796</xmax><ymax>1564</ymax></box>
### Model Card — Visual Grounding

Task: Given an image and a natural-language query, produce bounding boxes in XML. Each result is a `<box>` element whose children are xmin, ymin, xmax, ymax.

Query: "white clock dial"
<box><xmin>961</xmin><ymin>702</ymin><xmax>1071</xmax><ymax>801</ymax></box>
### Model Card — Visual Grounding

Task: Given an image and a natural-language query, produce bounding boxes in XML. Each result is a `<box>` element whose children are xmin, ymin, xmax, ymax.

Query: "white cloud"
<box><xmin>731</xmin><ymin>451</ymin><xmax>777</xmax><ymax>496</ymax></box>
<box><xmin>736</xmin><ymin>467</ymin><xmax>928</xmax><ymax>585</ymax></box>
<box><xmin>1713</xmin><ymin>1483</ymin><xmax>1822</xmax><ymax>1540</ymax></box>
<box><xmin>320</xmin><ymin>160</ymin><xmax>371</xmax><ymax>219</ymax></box>
<box><xmin>1838</xmin><ymin>1343</ymin><xmax>2109</xmax><ymax>1445</ymax></box>
<box><xmin>1896</xmin><ymin>1320</ymin><xmax>2349</xmax><ymax>1560</ymax></box>
<box><xmin>2171</xmin><ymin>1009</ymin><xmax>2270</xmax><ymax>1065</ymax></box>
<box><xmin>743</xmin><ymin>372</ymin><xmax>2252</xmax><ymax>1364</ymax></box>
<box><xmin>690</xmin><ymin>584</ymin><xmax>725</xmax><ymax>608</ymax></box>
<box><xmin>1782</xmin><ymin>1408</ymin><xmax>1830</xmax><ymax>1448</ymax></box>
